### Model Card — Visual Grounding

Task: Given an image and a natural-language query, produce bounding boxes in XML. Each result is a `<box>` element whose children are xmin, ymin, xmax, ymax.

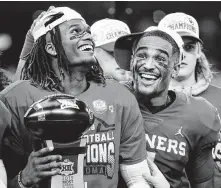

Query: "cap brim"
<box><xmin>179</xmin><ymin>32</ymin><xmax>203</xmax><ymax>44</ymax></box>
<box><xmin>114</xmin><ymin>32</ymin><xmax>144</xmax><ymax>71</ymax></box>
<box><xmin>99</xmin><ymin>41</ymin><xmax>115</xmax><ymax>52</ymax></box>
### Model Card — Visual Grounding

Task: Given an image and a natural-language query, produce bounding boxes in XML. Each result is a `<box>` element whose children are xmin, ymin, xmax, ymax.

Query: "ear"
<box><xmin>45</xmin><ymin>42</ymin><xmax>57</xmax><ymax>57</ymax></box>
<box><xmin>171</xmin><ymin>62</ymin><xmax>180</xmax><ymax>78</ymax></box>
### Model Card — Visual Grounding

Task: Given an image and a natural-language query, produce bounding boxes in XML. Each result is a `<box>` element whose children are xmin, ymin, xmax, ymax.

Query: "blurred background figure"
<box><xmin>91</xmin><ymin>18</ymin><xmax>132</xmax><ymax>82</ymax></box>
<box><xmin>0</xmin><ymin>68</ymin><xmax>12</xmax><ymax>91</ymax></box>
<box><xmin>0</xmin><ymin>33</ymin><xmax>12</xmax><ymax>60</ymax></box>
<box><xmin>0</xmin><ymin>33</ymin><xmax>13</xmax><ymax>88</ymax></box>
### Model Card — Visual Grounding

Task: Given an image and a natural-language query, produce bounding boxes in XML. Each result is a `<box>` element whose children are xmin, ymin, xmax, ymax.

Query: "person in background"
<box><xmin>158</xmin><ymin>12</ymin><xmax>221</xmax><ymax>188</ymax></box>
<box><xmin>91</xmin><ymin>18</ymin><xmax>132</xmax><ymax>82</ymax></box>
<box><xmin>0</xmin><ymin>68</ymin><xmax>11</xmax><ymax>188</ymax></box>
<box><xmin>114</xmin><ymin>25</ymin><xmax>221</xmax><ymax>188</ymax></box>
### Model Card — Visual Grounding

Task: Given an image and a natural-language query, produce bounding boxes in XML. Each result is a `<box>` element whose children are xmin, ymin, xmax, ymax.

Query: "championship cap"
<box><xmin>33</xmin><ymin>7</ymin><xmax>85</xmax><ymax>41</ymax></box>
<box><xmin>114</xmin><ymin>26</ymin><xmax>184</xmax><ymax>71</ymax></box>
<box><xmin>158</xmin><ymin>12</ymin><xmax>203</xmax><ymax>44</ymax></box>
<box><xmin>91</xmin><ymin>18</ymin><xmax>131</xmax><ymax>52</ymax></box>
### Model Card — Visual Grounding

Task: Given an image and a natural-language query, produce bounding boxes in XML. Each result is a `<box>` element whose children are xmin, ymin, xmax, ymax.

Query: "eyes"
<box><xmin>69</xmin><ymin>26</ymin><xmax>91</xmax><ymax>36</ymax></box>
<box><xmin>183</xmin><ymin>43</ymin><xmax>196</xmax><ymax>52</ymax></box>
<box><xmin>135</xmin><ymin>52</ymin><xmax>167</xmax><ymax>63</ymax></box>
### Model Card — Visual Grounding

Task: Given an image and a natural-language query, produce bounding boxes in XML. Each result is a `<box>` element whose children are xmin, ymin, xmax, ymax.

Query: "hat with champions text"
<box><xmin>158</xmin><ymin>12</ymin><xmax>203</xmax><ymax>44</ymax></box>
<box><xmin>91</xmin><ymin>18</ymin><xmax>131</xmax><ymax>52</ymax></box>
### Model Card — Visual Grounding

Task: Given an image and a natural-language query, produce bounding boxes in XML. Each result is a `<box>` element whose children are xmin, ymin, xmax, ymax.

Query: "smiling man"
<box><xmin>114</xmin><ymin>26</ymin><xmax>221</xmax><ymax>188</ymax></box>
<box><xmin>0</xmin><ymin>6</ymin><xmax>155</xmax><ymax>188</ymax></box>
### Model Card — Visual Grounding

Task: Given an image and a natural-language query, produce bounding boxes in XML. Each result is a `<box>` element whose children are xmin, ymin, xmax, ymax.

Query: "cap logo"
<box><xmin>167</xmin><ymin>21</ymin><xmax>196</xmax><ymax>34</ymax></box>
<box><xmin>187</xmin><ymin>17</ymin><xmax>194</xmax><ymax>25</ymax></box>
<box><xmin>106</xmin><ymin>29</ymin><xmax>129</xmax><ymax>40</ymax></box>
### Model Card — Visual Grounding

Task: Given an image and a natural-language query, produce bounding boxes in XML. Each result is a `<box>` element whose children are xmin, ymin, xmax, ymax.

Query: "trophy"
<box><xmin>24</xmin><ymin>94</ymin><xmax>94</xmax><ymax>188</ymax></box>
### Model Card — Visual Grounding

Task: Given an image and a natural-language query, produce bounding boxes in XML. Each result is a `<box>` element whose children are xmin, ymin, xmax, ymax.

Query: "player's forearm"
<box><xmin>0</xmin><ymin>160</ymin><xmax>7</xmax><ymax>187</ymax></box>
<box><xmin>8</xmin><ymin>175</ymin><xmax>21</xmax><ymax>188</ymax></box>
<box><xmin>120</xmin><ymin>160</ymin><xmax>151</xmax><ymax>188</ymax></box>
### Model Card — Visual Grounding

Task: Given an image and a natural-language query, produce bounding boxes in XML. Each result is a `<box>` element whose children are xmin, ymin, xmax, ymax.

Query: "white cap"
<box><xmin>33</xmin><ymin>7</ymin><xmax>85</xmax><ymax>41</ymax></box>
<box><xmin>91</xmin><ymin>18</ymin><xmax>130</xmax><ymax>51</ymax></box>
<box><xmin>158</xmin><ymin>12</ymin><xmax>203</xmax><ymax>43</ymax></box>
<box><xmin>146</xmin><ymin>26</ymin><xmax>184</xmax><ymax>49</ymax></box>
<box><xmin>114</xmin><ymin>26</ymin><xmax>184</xmax><ymax>71</ymax></box>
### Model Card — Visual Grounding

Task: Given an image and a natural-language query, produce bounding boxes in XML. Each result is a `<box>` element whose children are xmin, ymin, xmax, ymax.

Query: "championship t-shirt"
<box><xmin>0</xmin><ymin>80</ymin><xmax>146</xmax><ymax>188</ymax></box>
<box><xmin>141</xmin><ymin>91</ymin><xmax>220</xmax><ymax>188</ymax></box>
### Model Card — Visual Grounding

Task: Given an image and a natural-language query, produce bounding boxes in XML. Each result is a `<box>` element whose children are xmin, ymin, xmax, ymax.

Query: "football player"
<box><xmin>114</xmin><ymin>26</ymin><xmax>221</xmax><ymax>188</ymax></box>
<box><xmin>0</xmin><ymin>6</ymin><xmax>161</xmax><ymax>188</ymax></box>
<box><xmin>158</xmin><ymin>12</ymin><xmax>221</xmax><ymax>188</ymax></box>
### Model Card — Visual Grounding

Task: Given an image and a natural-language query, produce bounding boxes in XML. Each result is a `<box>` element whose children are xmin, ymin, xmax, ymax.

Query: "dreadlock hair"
<box><xmin>21</xmin><ymin>21</ymin><xmax>105</xmax><ymax>92</ymax></box>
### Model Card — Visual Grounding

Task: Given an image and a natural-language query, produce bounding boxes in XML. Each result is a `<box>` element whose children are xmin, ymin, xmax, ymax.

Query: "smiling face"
<box><xmin>58</xmin><ymin>19</ymin><xmax>95</xmax><ymax>67</ymax></box>
<box><xmin>176</xmin><ymin>36</ymin><xmax>200</xmax><ymax>80</ymax></box>
<box><xmin>132</xmin><ymin>35</ymin><xmax>175</xmax><ymax>97</ymax></box>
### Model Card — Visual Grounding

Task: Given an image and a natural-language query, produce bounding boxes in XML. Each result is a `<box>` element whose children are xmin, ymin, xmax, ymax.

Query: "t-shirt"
<box><xmin>200</xmin><ymin>84</ymin><xmax>221</xmax><ymax>116</ymax></box>
<box><xmin>0</xmin><ymin>101</ymin><xmax>10</xmax><ymax>158</ymax></box>
<box><xmin>0</xmin><ymin>80</ymin><xmax>146</xmax><ymax>188</ymax></box>
<box><xmin>141</xmin><ymin>91</ymin><xmax>220</xmax><ymax>188</ymax></box>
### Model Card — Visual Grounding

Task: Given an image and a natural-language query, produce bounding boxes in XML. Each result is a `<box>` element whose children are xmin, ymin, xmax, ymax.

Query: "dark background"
<box><xmin>0</xmin><ymin>1</ymin><xmax>221</xmax><ymax>85</ymax></box>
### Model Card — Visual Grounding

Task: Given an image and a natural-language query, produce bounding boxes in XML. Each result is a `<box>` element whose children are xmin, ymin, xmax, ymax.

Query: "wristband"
<box><xmin>18</xmin><ymin>171</ymin><xmax>34</xmax><ymax>188</ymax></box>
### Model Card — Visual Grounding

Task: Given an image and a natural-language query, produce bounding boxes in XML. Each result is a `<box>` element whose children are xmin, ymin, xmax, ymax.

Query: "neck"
<box><xmin>171</xmin><ymin>72</ymin><xmax>196</xmax><ymax>88</ymax></box>
<box><xmin>138</xmin><ymin>91</ymin><xmax>169</xmax><ymax>107</ymax></box>
<box><xmin>62</xmin><ymin>66</ymin><xmax>88</xmax><ymax>96</ymax></box>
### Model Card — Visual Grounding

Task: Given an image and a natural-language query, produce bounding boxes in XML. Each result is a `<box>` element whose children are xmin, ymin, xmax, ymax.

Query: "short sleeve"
<box><xmin>119</xmin><ymin>95</ymin><xmax>146</xmax><ymax>165</ymax></box>
<box><xmin>186</xmin><ymin>108</ymin><xmax>221</xmax><ymax>184</ymax></box>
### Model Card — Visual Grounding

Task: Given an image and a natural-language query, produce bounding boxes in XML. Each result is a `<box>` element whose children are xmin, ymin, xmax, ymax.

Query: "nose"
<box><xmin>81</xmin><ymin>32</ymin><xmax>95</xmax><ymax>46</ymax></box>
<box><xmin>142</xmin><ymin>58</ymin><xmax>155</xmax><ymax>70</ymax></box>
<box><xmin>82</xmin><ymin>32</ymin><xmax>93</xmax><ymax>41</ymax></box>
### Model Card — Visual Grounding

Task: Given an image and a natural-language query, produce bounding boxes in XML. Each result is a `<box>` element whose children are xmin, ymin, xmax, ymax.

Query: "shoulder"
<box><xmin>0</xmin><ymin>80</ymin><xmax>33</xmax><ymax>98</ymax></box>
<box><xmin>0</xmin><ymin>80</ymin><xmax>43</xmax><ymax>109</ymax></box>
<box><xmin>105</xmin><ymin>80</ymin><xmax>137</xmax><ymax>103</ymax></box>
<box><xmin>200</xmin><ymin>84</ymin><xmax>221</xmax><ymax>98</ymax></box>
<box><xmin>206</xmin><ymin>84</ymin><xmax>221</xmax><ymax>93</ymax></box>
<box><xmin>187</xmin><ymin>95</ymin><xmax>220</xmax><ymax>132</ymax></box>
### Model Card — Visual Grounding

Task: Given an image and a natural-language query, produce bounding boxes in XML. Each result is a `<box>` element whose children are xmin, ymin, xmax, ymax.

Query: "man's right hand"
<box><xmin>21</xmin><ymin>147</ymin><xmax>62</xmax><ymax>187</ymax></box>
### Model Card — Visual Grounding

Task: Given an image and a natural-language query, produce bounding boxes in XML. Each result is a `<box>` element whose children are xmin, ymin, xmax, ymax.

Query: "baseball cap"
<box><xmin>33</xmin><ymin>7</ymin><xmax>85</xmax><ymax>41</ymax></box>
<box><xmin>114</xmin><ymin>26</ymin><xmax>184</xmax><ymax>71</ymax></box>
<box><xmin>91</xmin><ymin>18</ymin><xmax>131</xmax><ymax>52</ymax></box>
<box><xmin>158</xmin><ymin>12</ymin><xmax>203</xmax><ymax>44</ymax></box>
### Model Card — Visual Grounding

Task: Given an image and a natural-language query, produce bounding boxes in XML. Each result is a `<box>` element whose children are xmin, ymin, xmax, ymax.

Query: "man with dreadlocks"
<box><xmin>0</xmin><ymin>6</ymin><xmax>161</xmax><ymax>188</ymax></box>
